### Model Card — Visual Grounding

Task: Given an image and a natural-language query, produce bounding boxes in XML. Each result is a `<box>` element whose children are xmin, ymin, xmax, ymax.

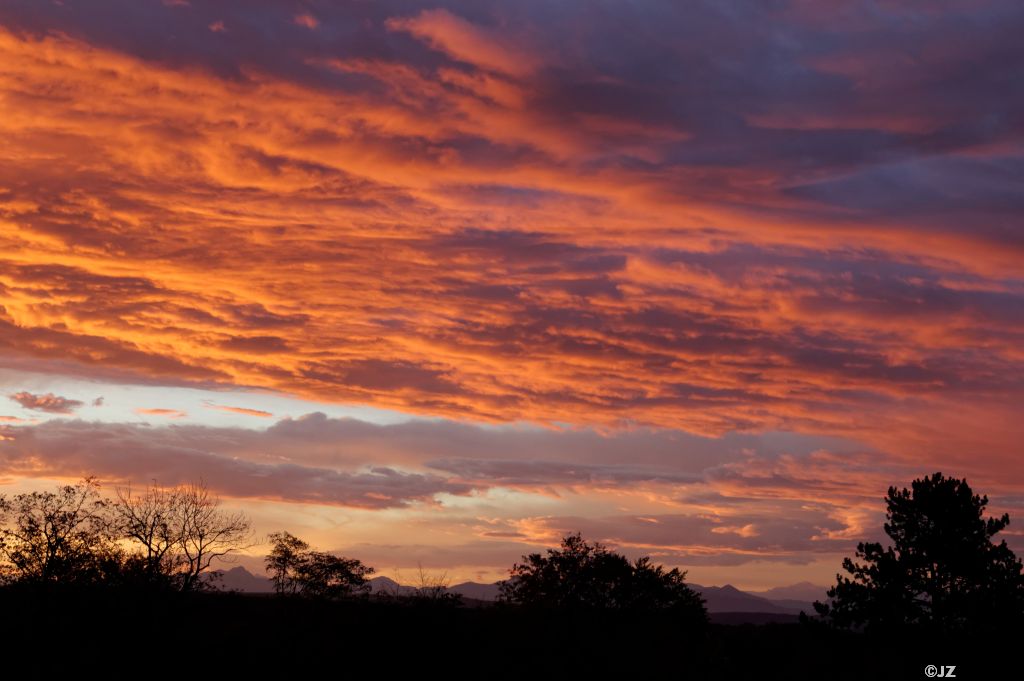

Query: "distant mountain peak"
<box><xmin>208</xmin><ymin>565</ymin><xmax>274</xmax><ymax>593</ymax></box>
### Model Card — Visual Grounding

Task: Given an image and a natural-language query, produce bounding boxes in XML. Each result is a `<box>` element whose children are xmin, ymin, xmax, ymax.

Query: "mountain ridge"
<box><xmin>211</xmin><ymin>566</ymin><xmax>825</xmax><ymax>615</ymax></box>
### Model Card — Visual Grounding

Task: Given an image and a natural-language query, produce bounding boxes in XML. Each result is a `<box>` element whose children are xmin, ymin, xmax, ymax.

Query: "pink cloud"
<box><xmin>294</xmin><ymin>13</ymin><xmax>318</xmax><ymax>30</ymax></box>
<box><xmin>386</xmin><ymin>9</ymin><xmax>541</xmax><ymax>77</ymax></box>
<box><xmin>8</xmin><ymin>391</ymin><xmax>83</xmax><ymax>414</ymax></box>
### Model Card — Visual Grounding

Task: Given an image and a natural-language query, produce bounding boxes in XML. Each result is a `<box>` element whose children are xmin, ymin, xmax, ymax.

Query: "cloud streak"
<box><xmin>135</xmin><ymin>408</ymin><xmax>187</xmax><ymax>419</ymax></box>
<box><xmin>202</xmin><ymin>402</ymin><xmax>274</xmax><ymax>418</ymax></box>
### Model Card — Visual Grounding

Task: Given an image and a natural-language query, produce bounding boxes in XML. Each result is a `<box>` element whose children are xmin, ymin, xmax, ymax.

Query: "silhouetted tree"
<box><xmin>112</xmin><ymin>481</ymin><xmax>182</xmax><ymax>586</ymax></box>
<box><xmin>111</xmin><ymin>479</ymin><xmax>254</xmax><ymax>591</ymax></box>
<box><xmin>408</xmin><ymin>564</ymin><xmax>463</xmax><ymax>605</ymax></box>
<box><xmin>173</xmin><ymin>481</ymin><xmax>254</xmax><ymax>591</ymax></box>
<box><xmin>265</xmin><ymin>531</ymin><xmax>373</xmax><ymax>599</ymax></box>
<box><xmin>1</xmin><ymin>478</ymin><xmax>251</xmax><ymax>592</ymax></box>
<box><xmin>498</xmin><ymin>532</ymin><xmax>707</xmax><ymax>621</ymax></box>
<box><xmin>266</xmin><ymin>531</ymin><xmax>309</xmax><ymax>595</ymax></box>
<box><xmin>0</xmin><ymin>477</ymin><xmax>123</xmax><ymax>585</ymax></box>
<box><xmin>814</xmin><ymin>472</ymin><xmax>1024</xmax><ymax>633</ymax></box>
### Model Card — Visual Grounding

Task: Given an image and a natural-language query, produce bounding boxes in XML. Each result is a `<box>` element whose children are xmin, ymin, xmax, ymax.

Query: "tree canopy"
<box><xmin>266</xmin><ymin>531</ymin><xmax>374</xmax><ymax>599</ymax></box>
<box><xmin>498</xmin><ymin>533</ymin><xmax>707</xmax><ymax>622</ymax></box>
<box><xmin>814</xmin><ymin>471</ymin><xmax>1024</xmax><ymax>633</ymax></box>
<box><xmin>0</xmin><ymin>477</ymin><xmax>121</xmax><ymax>585</ymax></box>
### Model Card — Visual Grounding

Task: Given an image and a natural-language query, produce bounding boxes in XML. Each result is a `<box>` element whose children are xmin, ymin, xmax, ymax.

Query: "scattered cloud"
<box><xmin>8</xmin><ymin>391</ymin><xmax>83</xmax><ymax>414</ymax></box>
<box><xmin>386</xmin><ymin>9</ymin><xmax>542</xmax><ymax>77</ymax></box>
<box><xmin>293</xmin><ymin>13</ymin><xmax>318</xmax><ymax>30</ymax></box>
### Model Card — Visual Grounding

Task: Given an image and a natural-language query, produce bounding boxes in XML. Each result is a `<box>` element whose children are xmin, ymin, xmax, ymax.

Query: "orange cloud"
<box><xmin>203</xmin><ymin>402</ymin><xmax>274</xmax><ymax>418</ymax></box>
<box><xmin>0</xmin><ymin>21</ymin><xmax>1019</xmax><ymax>467</ymax></box>
<box><xmin>135</xmin><ymin>408</ymin><xmax>187</xmax><ymax>418</ymax></box>
<box><xmin>386</xmin><ymin>9</ymin><xmax>542</xmax><ymax>77</ymax></box>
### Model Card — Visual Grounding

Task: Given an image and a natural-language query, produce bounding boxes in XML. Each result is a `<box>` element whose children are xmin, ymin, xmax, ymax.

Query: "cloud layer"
<box><xmin>2</xmin><ymin>414</ymin><xmax>1020</xmax><ymax>571</ymax></box>
<box><xmin>0</xmin><ymin>1</ymin><xmax>1022</xmax><ymax>581</ymax></box>
<box><xmin>0</xmin><ymin>3</ymin><xmax>1021</xmax><ymax>460</ymax></box>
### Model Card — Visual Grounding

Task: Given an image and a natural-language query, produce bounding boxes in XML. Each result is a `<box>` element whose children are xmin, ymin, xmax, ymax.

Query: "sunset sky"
<box><xmin>1</xmin><ymin>0</ymin><xmax>1022</xmax><ymax>589</ymax></box>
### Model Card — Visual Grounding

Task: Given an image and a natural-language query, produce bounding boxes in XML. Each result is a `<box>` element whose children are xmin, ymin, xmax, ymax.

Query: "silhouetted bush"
<box><xmin>498</xmin><ymin>532</ymin><xmax>708</xmax><ymax>626</ymax></box>
<box><xmin>376</xmin><ymin>563</ymin><xmax>464</xmax><ymax>606</ymax></box>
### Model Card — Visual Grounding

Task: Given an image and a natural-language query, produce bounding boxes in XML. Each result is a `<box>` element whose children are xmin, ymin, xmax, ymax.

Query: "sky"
<box><xmin>1</xmin><ymin>0</ymin><xmax>1022</xmax><ymax>589</ymax></box>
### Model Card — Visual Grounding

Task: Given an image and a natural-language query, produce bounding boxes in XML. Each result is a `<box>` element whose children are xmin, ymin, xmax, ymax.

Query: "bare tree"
<box><xmin>380</xmin><ymin>563</ymin><xmax>462</xmax><ymax>605</ymax></box>
<box><xmin>112</xmin><ymin>482</ymin><xmax>182</xmax><ymax>583</ymax></box>
<box><xmin>172</xmin><ymin>481</ymin><xmax>254</xmax><ymax>592</ymax></box>
<box><xmin>413</xmin><ymin>563</ymin><xmax>461</xmax><ymax>603</ymax></box>
<box><xmin>111</xmin><ymin>479</ymin><xmax>254</xmax><ymax>591</ymax></box>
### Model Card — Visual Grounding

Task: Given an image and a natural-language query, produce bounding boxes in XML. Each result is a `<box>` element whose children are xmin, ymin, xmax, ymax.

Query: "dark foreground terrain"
<box><xmin>0</xmin><ymin>586</ymin><xmax>1008</xmax><ymax>679</ymax></box>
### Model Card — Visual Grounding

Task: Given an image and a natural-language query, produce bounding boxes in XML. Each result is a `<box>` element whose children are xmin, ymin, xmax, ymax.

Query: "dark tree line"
<box><xmin>0</xmin><ymin>477</ymin><xmax>253</xmax><ymax>590</ymax></box>
<box><xmin>0</xmin><ymin>477</ymin><xmax>709</xmax><ymax>618</ymax></box>
<box><xmin>3</xmin><ymin>471</ymin><xmax>1021</xmax><ymax>636</ymax></box>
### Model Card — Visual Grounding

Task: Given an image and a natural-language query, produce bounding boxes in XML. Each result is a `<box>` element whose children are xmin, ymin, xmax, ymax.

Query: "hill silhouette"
<box><xmin>212</xmin><ymin>565</ymin><xmax>819</xmax><ymax>617</ymax></box>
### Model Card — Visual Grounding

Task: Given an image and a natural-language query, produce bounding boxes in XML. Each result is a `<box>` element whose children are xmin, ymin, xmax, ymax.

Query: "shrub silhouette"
<box><xmin>814</xmin><ymin>471</ymin><xmax>1024</xmax><ymax>633</ymax></box>
<box><xmin>498</xmin><ymin>532</ymin><xmax>707</xmax><ymax>622</ymax></box>
<box><xmin>266</xmin><ymin>531</ymin><xmax>373</xmax><ymax>599</ymax></box>
<box><xmin>377</xmin><ymin>563</ymin><xmax>464</xmax><ymax>606</ymax></box>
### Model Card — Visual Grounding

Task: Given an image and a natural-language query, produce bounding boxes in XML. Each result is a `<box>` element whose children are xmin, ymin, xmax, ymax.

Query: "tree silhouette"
<box><xmin>814</xmin><ymin>472</ymin><xmax>1024</xmax><ymax>633</ymax></box>
<box><xmin>112</xmin><ymin>481</ymin><xmax>183</xmax><ymax>586</ymax></box>
<box><xmin>266</xmin><ymin>531</ymin><xmax>310</xmax><ymax>595</ymax></box>
<box><xmin>174</xmin><ymin>481</ymin><xmax>254</xmax><ymax>591</ymax></box>
<box><xmin>378</xmin><ymin>563</ymin><xmax>464</xmax><ymax>606</ymax></box>
<box><xmin>1</xmin><ymin>478</ymin><xmax>254</xmax><ymax>590</ymax></box>
<box><xmin>266</xmin><ymin>531</ymin><xmax>373</xmax><ymax>599</ymax></box>
<box><xmin>111</xmin><ymin>480</ymin><xmax>254</xmax><ymax>591</ymax></box>
<box><xmin>498</xmin><ymin>532</ymin><xmax>707</xmax><ymax>621</ymax></box>
<box><xmin>0</xmin><ymin>477</ymin><xmax>123</xmax><ymax>585</ymax></box>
